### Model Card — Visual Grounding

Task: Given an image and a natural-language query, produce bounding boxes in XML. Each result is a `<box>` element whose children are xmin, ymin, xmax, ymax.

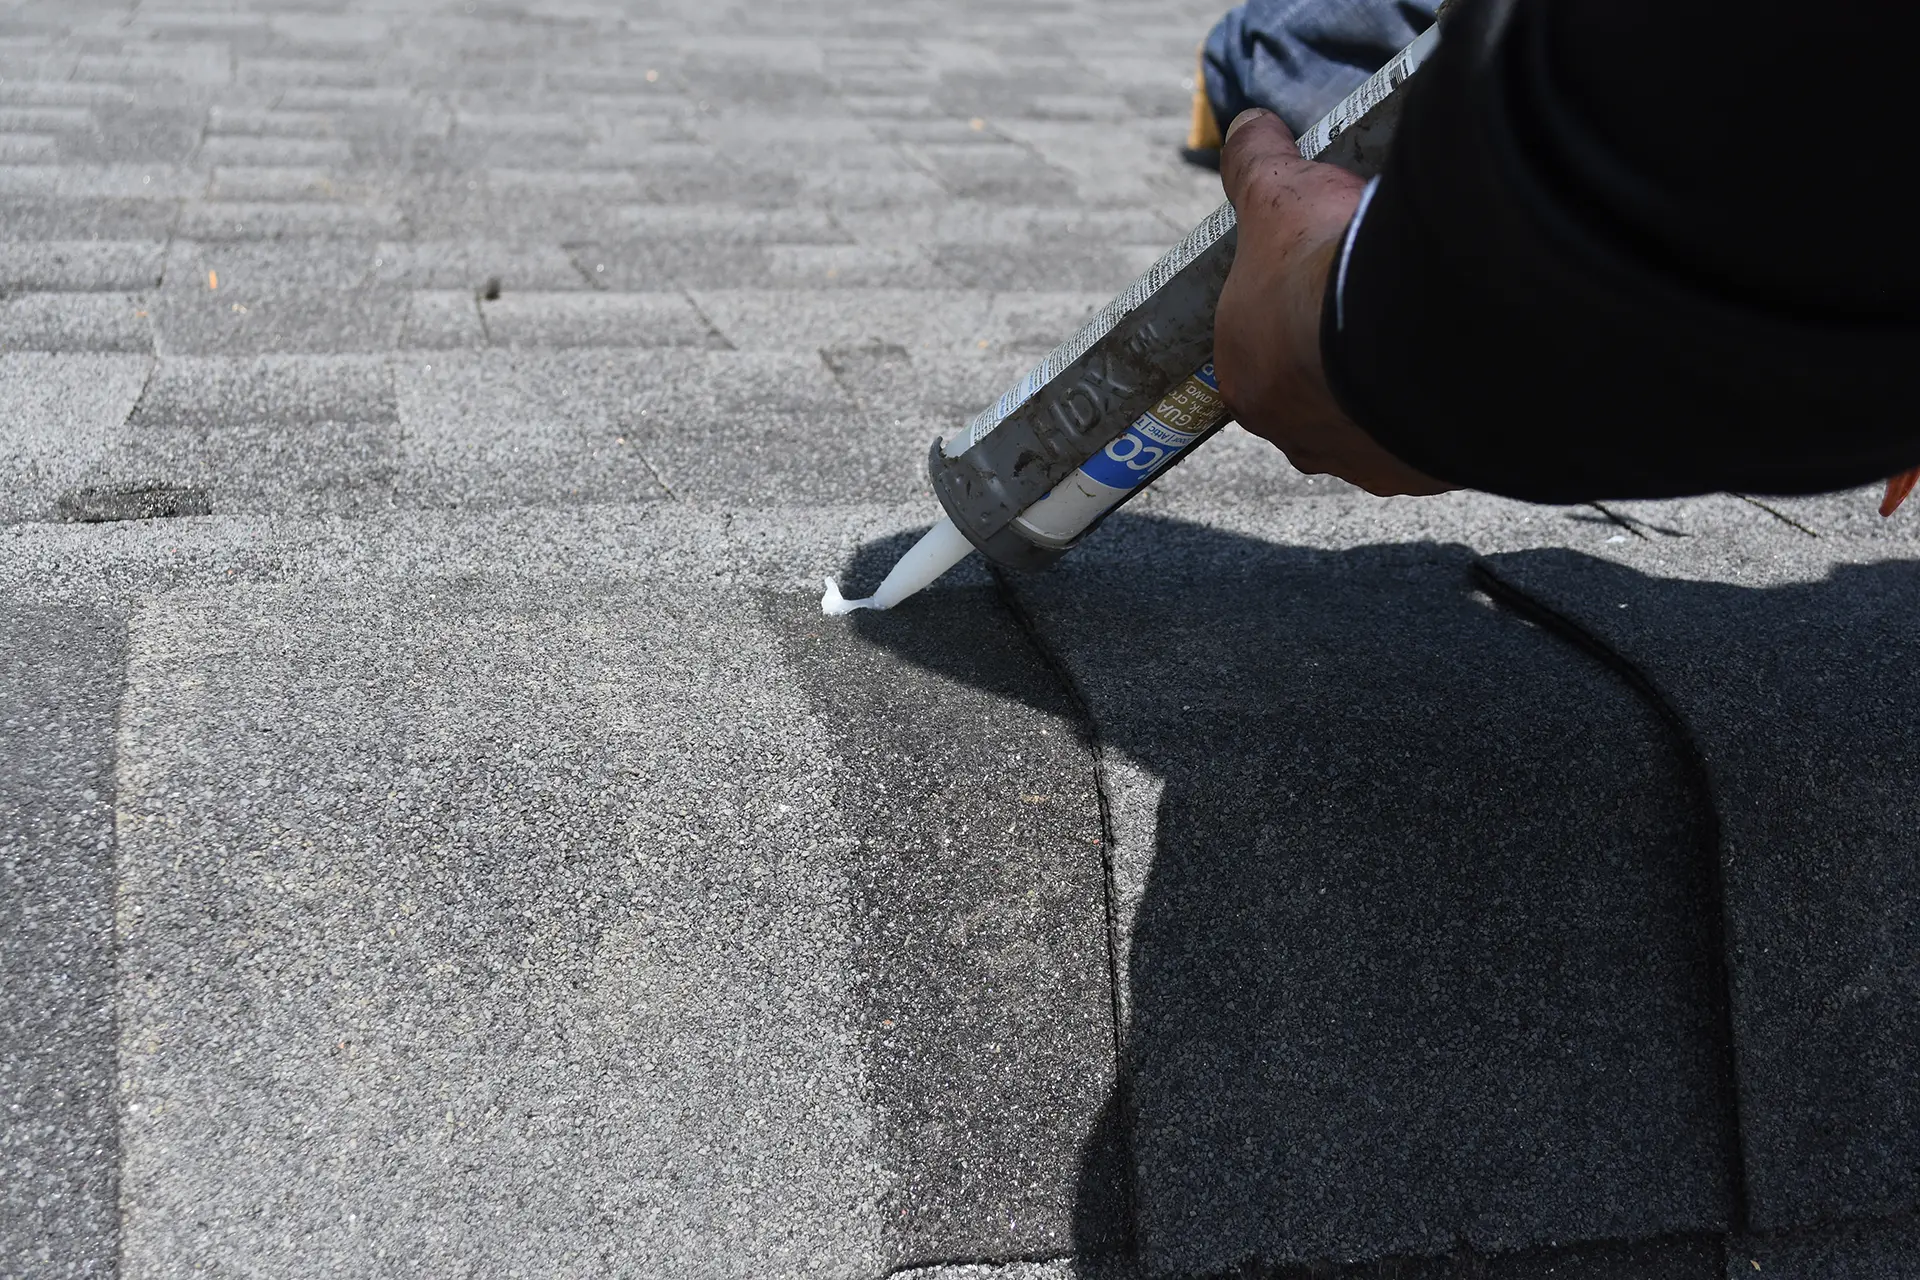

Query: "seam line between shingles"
<box><xmin>679</xmin><ymin>287</ymin><xmax>734</xmax><ymax>350</ymax></box>
<box><xmin>1731</xmin><ymin>494</ymin><xmax>1820</xmax><ymax>538</ymax></box>
<box><xmin>1588</xmin><ymin>501</ymin><xmax>1650</xmax><ymax>539</ymax></box>
<box><xmin>561</xmin><ymin>243</ymin><xmax>605</xmax><ymax>291</ymax></box>
<box><xmin>1470</xmin><ymin>559</ymin><xmax>1751</xmax><ymax>1233</ymax></box>
<box><xmin>116</xmin><ymin>352</ymin><xmax>161</xmax><ymax>464</ymax></box>
<box><xmin>987</xmin><ymin>563</ymin><xmax>1137</xmax><ymax>1257</ymax></box>
<box><xmin>816</xmin><ymin>345</ymin><xmax>873</xmax><ymax>413</ymax></box>
<box><xmin>632</xmin><ymin>449</ymin><xmax>677</xmax><ymax>501</ymax></box>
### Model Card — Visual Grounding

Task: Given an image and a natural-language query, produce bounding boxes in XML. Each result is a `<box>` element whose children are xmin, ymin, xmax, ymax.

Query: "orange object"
<box><xmin>208</xmin><ymin>270</ymin><xmax>218</xmax><ymax>290</ymax></box>
<box><xmin>1880</xmin><ymin>467</ymin><xmax>1920</xmax><ymax>517</ymax></box>
<box><xmin>1186</xmin><ymin>47</ymin><xmax>1222</xmax><ymax>153</ymax></box>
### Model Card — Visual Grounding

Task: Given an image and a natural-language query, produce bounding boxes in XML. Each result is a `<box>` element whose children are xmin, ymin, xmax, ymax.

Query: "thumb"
<box><xmin>1219</xmin><ymin>108</ymin><xmax>1311</xmax><ymax>219</ymax></box>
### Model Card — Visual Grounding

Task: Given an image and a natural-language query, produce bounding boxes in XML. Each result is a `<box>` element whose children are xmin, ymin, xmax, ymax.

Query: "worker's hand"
<box><xmin>1213</xmin><ymin>109</ymin><xmax>1454</xmax><ymax>496</ymax></box>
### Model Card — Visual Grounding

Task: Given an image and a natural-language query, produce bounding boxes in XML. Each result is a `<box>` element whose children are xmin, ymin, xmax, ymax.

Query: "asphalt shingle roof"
<box><xmin>4</xmin><ymin>0</ymin><xmax>1919</xmax><ymax>1276</ymax></box>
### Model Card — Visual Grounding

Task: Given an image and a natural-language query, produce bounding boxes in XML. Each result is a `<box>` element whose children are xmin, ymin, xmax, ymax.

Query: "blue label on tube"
<box><xmin>1077</xmin><ymin>363</ymin><xmax>1222</xmax><ymax>491</ymax></box>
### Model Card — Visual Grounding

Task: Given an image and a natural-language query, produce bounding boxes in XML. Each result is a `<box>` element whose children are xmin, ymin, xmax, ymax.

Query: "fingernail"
<box><xmin>1223</xmin><ymin>108</ymin><xmax>1271</xmax><ymax>146</ymax></box>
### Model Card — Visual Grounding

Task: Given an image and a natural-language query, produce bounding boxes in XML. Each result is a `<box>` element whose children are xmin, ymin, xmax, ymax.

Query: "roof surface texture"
<box><xmin>2</xmin><ymin>0</ymin><xmax>1917</xmax><ymax>1277</ymax></box>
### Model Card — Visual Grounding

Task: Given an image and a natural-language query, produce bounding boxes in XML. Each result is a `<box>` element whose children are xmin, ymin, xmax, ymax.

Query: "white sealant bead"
<box><xmin>820</xmin><ymin>578</ymin><xmax>863</xmax><ymax>616</ymax></box>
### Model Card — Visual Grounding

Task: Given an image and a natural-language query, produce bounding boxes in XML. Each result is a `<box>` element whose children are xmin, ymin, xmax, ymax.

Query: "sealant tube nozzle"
<box><xmin>822</xmin><ymin>516</ymin><xmax>976</xmax><ymax>615</ymax></box>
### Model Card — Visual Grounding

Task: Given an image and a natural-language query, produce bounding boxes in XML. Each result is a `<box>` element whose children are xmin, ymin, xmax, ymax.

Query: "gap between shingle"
<box><xmin>987</xmin><ymin>563</ymin><xmax>1137</xmax><ymax>1258</ymax></box>
<box><xmin>1469</xmin><ymin>559</ymin><xmax>1751</xmax><ymax>1233</ymax></box>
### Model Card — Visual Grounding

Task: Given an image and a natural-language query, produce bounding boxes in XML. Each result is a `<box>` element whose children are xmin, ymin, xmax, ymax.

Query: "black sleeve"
<box><xmin>1318</xmin><ymin>0</ymin><xmax>1920</xmax><ymax>503</ymax></box>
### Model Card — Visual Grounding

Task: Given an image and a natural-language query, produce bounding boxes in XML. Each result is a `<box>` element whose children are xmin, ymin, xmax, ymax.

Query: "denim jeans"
<box><xmin>1203</xmin><ymin>0</ymin><xmax>1441</xmax><ymax>133</ymax></box>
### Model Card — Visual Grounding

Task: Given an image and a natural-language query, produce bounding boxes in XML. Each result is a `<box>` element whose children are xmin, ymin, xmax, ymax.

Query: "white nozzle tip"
<box><xmin>821</xmin><ymin>577</ymin><xmax>879</xmax><ymax>616</ymax></box>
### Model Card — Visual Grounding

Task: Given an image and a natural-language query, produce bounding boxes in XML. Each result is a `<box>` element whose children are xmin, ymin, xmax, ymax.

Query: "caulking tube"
<box><xmin>825</xmin><ymin>23</ymin><xmax>1442</xmax><ymax>614</ymax></box>
<box><xmin>924</xmin><ymin>21</ymin><xmax>1441</xmax><ymax>576</ymax></box>
<box><xmin>1010</xmin><ymin>361</ymin><xmax>1229</xmax><ymax>548</ymax></box>
<box><xmin>821</xmin><ymin>363</ymin><xmax>1231</xmax><ymax>615</ymax></box>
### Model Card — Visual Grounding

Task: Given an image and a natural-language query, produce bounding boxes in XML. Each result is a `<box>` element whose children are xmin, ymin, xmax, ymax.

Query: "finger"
<box><xmin>1218</xmin><ymin>108</ymin><xmax>1308</xmax><ymax>217</ymax></box>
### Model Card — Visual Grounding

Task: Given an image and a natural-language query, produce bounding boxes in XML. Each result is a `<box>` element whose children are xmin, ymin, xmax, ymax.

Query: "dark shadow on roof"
<box><xmin>837</xmin><ymin>513</ymin><xmax>1920</xmax><ymax>1271</ymax></box>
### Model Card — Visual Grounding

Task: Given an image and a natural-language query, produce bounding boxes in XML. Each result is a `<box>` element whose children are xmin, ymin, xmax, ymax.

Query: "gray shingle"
<box><xmin>2</xmin><ymin>195</ymin><xmax>180</xmax><ymax>241</ymax></box>
<box><xmin>369</xmin><ymin>240</ymin><xmax>590</xmax><ymax>291</ymax></box>
<box><xmin>1480</xmin><ymin>534</ymin><xmax>1920</xmax><ymax>1230</ymax></box>
<box><xmin>176</xmin><ymin>200</ymin><xmax>405</xmax><ymax>241</ymax></box>
<box><xmin>207</xmin><ymin>165</ymin><xmax>349</xmax><ymax>201</ymax></box>
<box><xmin>274</xmin><ymin>85</ymin><xmax>413</xmax><ymax>110</ymax></box>
<box><xmin>392</xmin><ymin>348</ymin><xmax>897</xmax><ymax>507</ymax></box>
<box><xmin>995</xmin><ymin>516</ymin><xmax>1740</xmax><ymax>1272</ymax></box>
<box><xmin>840</xmin><ymin>92</ymin><xmax>943</xmax><ymax>118</ymax></box>
<box><xmin>0</xmin><ymin>105</ymin><xmax>90</xmax><ymax>131</ymax></box>
<box><xmin>475</xmin><ymin>290</ymin><xmax>720</xmax><ymax>349</ymax></box>
<box><xmin>987</xmin><ymin>290</ymin><xmax>1112</xmax><ymax>355</ymax></box>
<box><xmin>0</xmin><ymin>162</ymin><xmax>203</xmax><ymax>199</ymax></box>
<box><xmin>112</xmin><ymin>578</ymin><xmax>885</xmax><ymax>1276</ymax></box>
<box><xmin>131</xmin><ymin>354</ymin><xmax>397</xmax><ymax>429</ymax></box>
<box><xmin>119</xmin><ymin>9</ymin><xmax>269</xmax><ymax>37</ymax></box>
<box><xmin>0</xmin><ymin>240</ymin><xmax>165</xmax><ymax>291</ymax></box>
<box><xmin>1489</xmin><ymin>1238</ymin><xmax>1724</xmax><ymax>1279</ymax></box>
<box><xmin>235</xmin><ymin>55</ymin><xmax>377</xmax><ymax>88</ymax></box>
<box><xmin>928</xmin><ymin>240</ymin><xmax>1159</xmax><ymax>292</ymax></box>
<box><xmin>152</xmin><ymin>287</ymin><xmax>408</xmax><ymax>356</ymax></box>
<box><xmin>205</xmin><ymin>105</ymin><xmax>340</xmax><ymax>137</ymax></box>
<box><xmin>0</xmin><ymin>80</ymin><xmax>134</xmax><ymax>107</ymax></box>
<box><xmin>0</xmin><ymin>293</ymin><xmax>151</xmax><ymax>353</ymax></box>
<box><xmin>0</xmin><ymin>598</ymin><xmax>123</xmax><ymax>1280</ymax></box>
<box><xmin>55</xmin><ymin>483</ymin><xmax>214</xmax><ymax>523</ymax></box>
<box><xmin>198</xmin><ymin>134</ymin><xmax>353</xmax><ymax>166</ymax></box>
<box><xmin>1205</xmin><ymin>1237</ymin><xmax>1725</xmax><ymax>1279</ymax></box>
<box><xmin>71</xmin><ymin>44</ymin><xmax>232</xmax><ymax>86</ymax></box>
<box><xmin>760</xmin><ymin>243</ymin><xmax>953</xmax><ymax>288</ymax></box>
<box><xmin>0</xmin><ymin>353</ymin><xmax>152</xmax><ymax>522</ymax></box>
<box><xmin>107</xmin><ymin>355</ymin><xmax>402</xmax><ymax>516</ymax></box>
<box><xmin>691</xmin><ymin>288</ymin><xmax>997</xmax><ymax>353</ymax></box>
<box><xmin>816</xmin><ymin>339</ymin><xmax>1031</xmax><ymax>451</ymax></box>
<box><xmin>161</xmin><ymin>238</ymin><xmax>378</xmax><ymax>290</ymax></box>
<box><xmin>48</xmin><ymin>105</ymin><xmax>206</xmax><ymax>167</ymax></box>
<box><xmin>1730</xmin><ymin>1220</ymin><xmax>1920</xmax><ymax>1279</ymax></box>
<box><xmin>834</xmin><ymin>202</ymin><xmax>1182</xmax><ymax>249</ymax></box>
<box><xmin>906</xmin><ymin>141</ymin><xmax>1083</xmax><ymax>204</ymax></box>
<box><xmin>0</xmin><ymin>132</ymin><xmax>58</xmax><ymax>161</ymax></box>
<box><xmin>1724</xmin><ymin>487</ymin><xmax>1912</xmax><ymax>541</ymax></box>
<box><xmin>888</xmin><ymin>1266</ymin><xmax>1085</xmax><ymax>1280</ymax></box>
<box><xmin>778</xmin><ymin>587</ymin><xmax>1120</xmax><ymax>1265</ymax></box>
<box><xmin>150</xmin><ymin>240</ymin><xmax>408</xmax><ymax>355</ymax></box>
<box><xmin>400</xmin><ymin>290</ymin><xmax>486</xmax><ymax>349</ymax></box>
<box><xmin>267</xmin><ymin>12</ymin><xmax>392</xmax><ymax>46</ymax></box>
<box><xmin>562</xmin><ymin>237</ymin><xmax>778</xmax><ymax>290</ymax></box>
<box><xmin>399</xmin><ymin>186</ymin><xmax>633</xmax><ymax>241</ymax></box>
<box><xmin>992</xmin><ymin>118</ymin><xmax>1210</xmax><ymax>206</ymax></box>
<box><xmin>616</xmin><ymin>204</ymin><xmax>847</xmax><ymax>243</ymax></box>
<box><xmin>473</xmin><ymin>170</ymin><xmax>652</xmax><ymax>202</ymax></box>
<box><xmin>93</xmin><ymin>426</ymin><xmax>400</xmax><ymax>518</ymax></box>
<box><xmin>801</xmin><ymin>164</ymin><xmax>954</xmax><ymax>210</ymax></box>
